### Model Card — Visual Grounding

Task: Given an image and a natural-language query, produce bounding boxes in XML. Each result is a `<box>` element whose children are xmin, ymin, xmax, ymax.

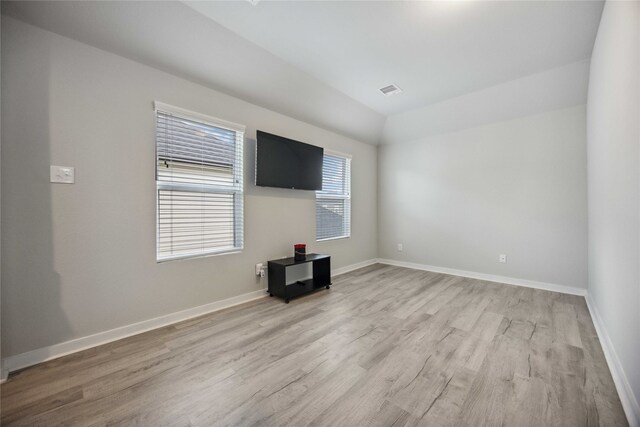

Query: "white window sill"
<box><xmin>316</xmin><ymin>235</ymin><xmax>351</xmax><ymax>242</ymax></box>
<box><xmin>157</xmin><ymin>248</ymin><xmax>242</xmax><ymax>263</ymax></box>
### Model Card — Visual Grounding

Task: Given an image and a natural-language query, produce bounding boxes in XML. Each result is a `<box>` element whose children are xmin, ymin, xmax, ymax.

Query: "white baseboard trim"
<box><xmin>376</xmin><ymin>258</ymin><xmax>587</xmax><ymax>296</ymax></box>
<box><xmin>1</xmin><ymin>258</ymin><xmax>379</xmax><ymax>377</ymax></box>
<box><xmin>0</xmin><ymin>361</ymin><xmax>8</xmax><ymax>383</ymax></box>
<box><xmin>332</xmin><ymin>258</ymin><xmax>377</xmax><ymax>276</ymax></box>
<box><xmin>2</xmin><ymin>288</ymin><xmax>268</xmax><ymax>376</ymax></box>
<box><xmin>585</xmin><ymin>295</ymin><xmax>640</xmax><ymax>427</ymax></box>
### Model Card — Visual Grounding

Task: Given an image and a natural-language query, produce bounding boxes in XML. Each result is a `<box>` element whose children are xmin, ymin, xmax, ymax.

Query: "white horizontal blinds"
<box><xmin>156</xmin><ymin>105</ymin><xmax>244</xmax><ymax>261</ymax></box>
<box><xmin>158</xmin><ymin>190</ymin><xmax>235</xmax><ymax>255</ymax></box>
<box><xmin>316</xmin><ymin>153</ymin><xmax>351</xmax><ymax>240</ymax></box>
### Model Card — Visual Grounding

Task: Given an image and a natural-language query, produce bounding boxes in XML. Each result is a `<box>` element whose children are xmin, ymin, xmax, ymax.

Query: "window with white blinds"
<box><xmin>155</xmin><ymin>102</ymin><xmax>244</xmax><ymax>261</ymax></box>
<box><xmin>316</xmin><ymin>152</ymin><xmax>351</xmax><ymax>241</ymax></box>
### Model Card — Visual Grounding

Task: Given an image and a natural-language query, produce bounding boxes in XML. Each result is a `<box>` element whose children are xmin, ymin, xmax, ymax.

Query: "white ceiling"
<box><xmin>186</xmin><ymin>0</ymin><xmax>604</xmax><ymax>116</ymax></box>
<box><xmin>2</xmin><ymin>1</ymin><xmax>603</xmax><ymax>144</ymax></box>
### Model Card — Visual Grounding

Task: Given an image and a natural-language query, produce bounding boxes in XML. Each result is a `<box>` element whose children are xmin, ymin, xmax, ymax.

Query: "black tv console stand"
<box><xmin>267</xmin><ymin>254</ymin><xmax>331</xmax><ymax>303</ymax></box>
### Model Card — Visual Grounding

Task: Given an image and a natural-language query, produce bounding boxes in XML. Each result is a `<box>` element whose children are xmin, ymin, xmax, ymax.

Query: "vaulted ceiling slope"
<box><xmin>186</xmin><ymin>0</ymin><xmax>603</xmax><ymax>116</ymax></box>
<box><xmin>382</xmin><ymin>60</ymin><xmax>590</xmax><ymax>144</ymax></box>
<box><xmin>2</xmin><ymin>1</ymin><xmax>603</xmax><ymax>145</ymax></box>
<box><xmin>1</xmin><ymin>1</ymin><xmax>384</xmax><ymax>144</ymax></box>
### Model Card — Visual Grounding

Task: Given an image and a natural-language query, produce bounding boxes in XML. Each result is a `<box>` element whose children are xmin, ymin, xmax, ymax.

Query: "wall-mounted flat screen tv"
<box><xmin>255</xmin><ymin>130</ymin><xmax>323</xmax><ymax>190</ymax></box>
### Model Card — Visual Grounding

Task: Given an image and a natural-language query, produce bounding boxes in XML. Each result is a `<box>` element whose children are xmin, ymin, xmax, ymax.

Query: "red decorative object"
<box><xmin>294</xmin><ymin>244</ymin><xmax>306</xmax><ymax>261</ymax></box>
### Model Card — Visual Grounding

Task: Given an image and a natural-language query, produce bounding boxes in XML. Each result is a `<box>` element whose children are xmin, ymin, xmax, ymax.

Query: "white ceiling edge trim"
<box><xmin>381</xmin><ymin>60</ymin><xmax>590</xmax><ymax>145</ymax></box>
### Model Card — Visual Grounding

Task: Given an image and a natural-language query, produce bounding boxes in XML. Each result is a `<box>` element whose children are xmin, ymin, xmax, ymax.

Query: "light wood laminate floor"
<box><xmin>1</xmin><ymin>264</ymin><xmax>627</xmax><ymax>426</ymax></box>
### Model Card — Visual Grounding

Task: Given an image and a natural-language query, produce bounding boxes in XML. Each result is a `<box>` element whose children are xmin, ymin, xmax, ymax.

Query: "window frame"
<box><xmin>315</xmin><ymin>150</ymin><xmax>352</xmax><ymax>242</ymax></box>
<box><xmin>154</xmin><ymin>101</ymin><xmax>245</xmax><ymax>262</ymax></box>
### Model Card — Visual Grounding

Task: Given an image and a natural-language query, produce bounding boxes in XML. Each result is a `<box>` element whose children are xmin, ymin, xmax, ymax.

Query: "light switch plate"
<box><xmin>50</xmin><ymin>165</ymin><xmax>75</xmax><ymax>184</ymax></box>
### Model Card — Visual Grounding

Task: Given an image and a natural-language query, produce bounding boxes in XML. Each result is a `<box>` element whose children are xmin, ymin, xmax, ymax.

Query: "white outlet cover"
<box><xmin>50</xmin><ymin>165</ymin><xmax>75</xmax><ymax>184</ymax></box>
<box><xmin>397</xmin><ymin>243</ymin><xmax>403</xmax><ymax>251</ymax></box>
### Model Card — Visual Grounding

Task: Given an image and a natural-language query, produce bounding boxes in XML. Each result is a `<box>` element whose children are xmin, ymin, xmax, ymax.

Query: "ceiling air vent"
<box><xmin>379</xmin><ymin>84</ymin><xmax>402</xmax><ymax>96</ymax></box>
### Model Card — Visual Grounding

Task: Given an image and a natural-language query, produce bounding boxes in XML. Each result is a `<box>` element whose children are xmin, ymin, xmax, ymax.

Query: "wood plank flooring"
<box><xmin>0</xmin><ymin>264</ymin><xmax>628</xmax><ymax>426</ymax></box>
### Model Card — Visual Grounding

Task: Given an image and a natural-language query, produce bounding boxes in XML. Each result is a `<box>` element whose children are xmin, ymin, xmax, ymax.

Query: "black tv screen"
<box><xmin>255</xmin><ymin>131</ymin><xmax>323</xmax><ymax>190</ymax></box>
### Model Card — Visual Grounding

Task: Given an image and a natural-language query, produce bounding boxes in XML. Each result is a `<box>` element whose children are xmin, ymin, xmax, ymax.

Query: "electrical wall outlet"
<box><xmin>499</xmin><ymin>254</ymin><xmax>507</xmax><ymax>263</ymax></box>
<box><xmin>255</xmin><ymin>263</ymin><xmax>264</xmax><ymax>276</ymax></box>
<box><xmin>397</xmin><ymin>243</ymin><xmax>403</xmax><ymax>252</ymax></box>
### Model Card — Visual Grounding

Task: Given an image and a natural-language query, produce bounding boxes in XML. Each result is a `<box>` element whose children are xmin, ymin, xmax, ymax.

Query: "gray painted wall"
<box><xmin>0</xmin><ymin>17</ymin><xmax>378</xmax><ymax>358</ymax></box>
<box><xmin>378</xmin><ymin>105</ymin><xmax>588</xmax><ymax>289</ymax></box>
<box><xmin>587</xmin><ymin>0</ymin><xmax>640</xmax><ymax>417</ymax></box>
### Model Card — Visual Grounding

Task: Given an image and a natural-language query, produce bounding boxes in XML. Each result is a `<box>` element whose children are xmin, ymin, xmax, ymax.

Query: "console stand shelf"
<box><xmin>267</xmin><ymin>254</ymin><xmax>331</xmax><ymax>303</ymax></box>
